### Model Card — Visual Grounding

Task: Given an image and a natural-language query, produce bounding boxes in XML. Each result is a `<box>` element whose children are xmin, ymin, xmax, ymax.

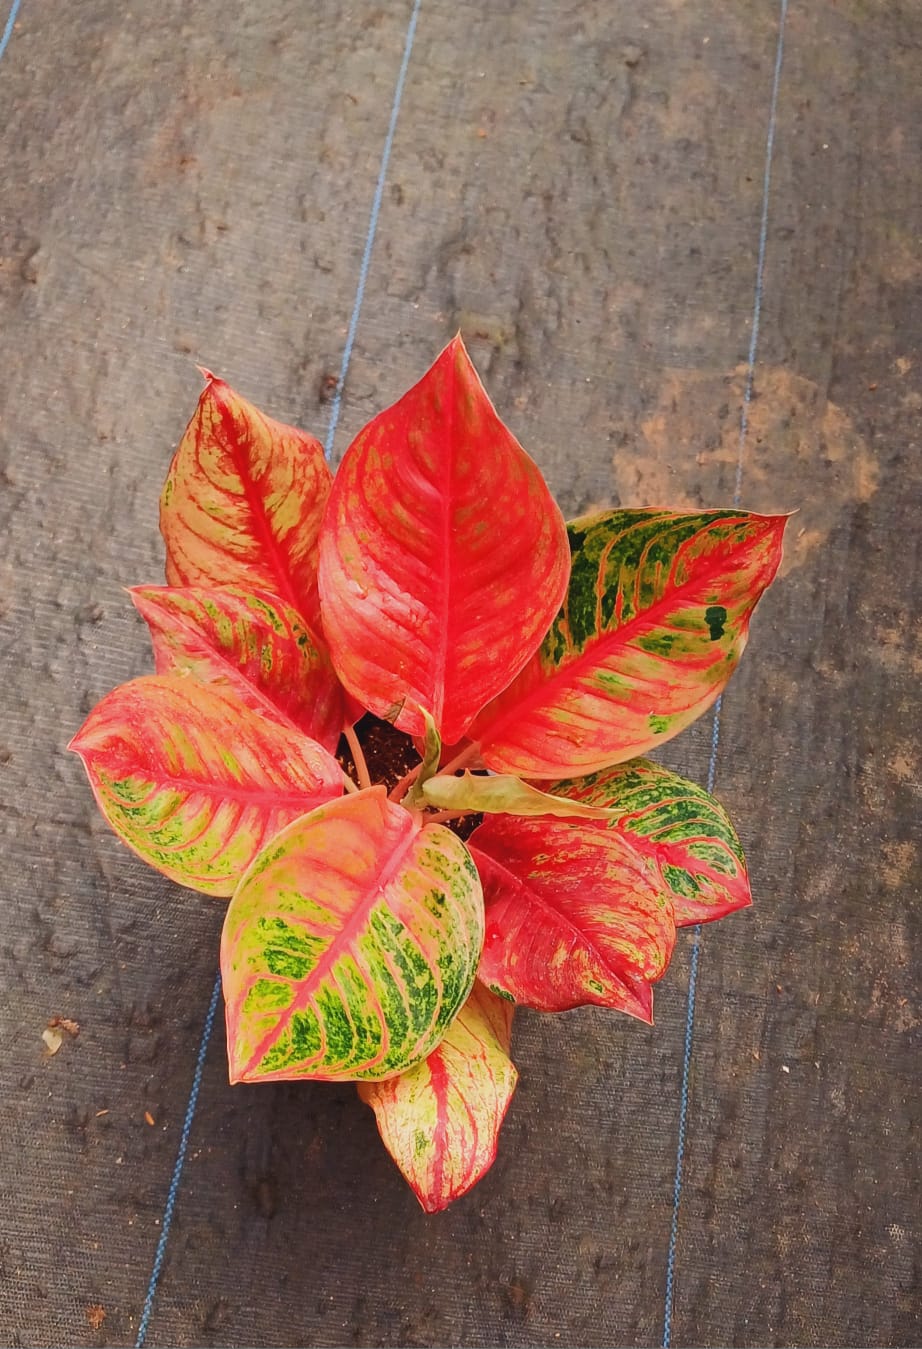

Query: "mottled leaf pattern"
<box><xmin>160</xmin><ymin>373</ymin><xmax>332</xmax><ymax>628</ymax></box>
<box><xmin>470</xmin><ymin>814</ymin><xmax>677</xmax><ymax>1019</ymax></box>
<box><xmin>318</xmin><ymin>335</ymin><xmax>570</xmax><ymax>743</ymax></box>
<box><xmin>131</xmin><ymin>585</ymin><xmax>346</xmax><ymax>752</ymax></box>
<box><xmin>221</xmin><ymin>788</ymin><xmax>484</xmax><ymax>1083</ymax></box>
<box><xmin>474</xmin><ymin>509</ymin><xmax>788</xmax><ymax>777</ymax></box>
<box><xmin>358</xmin><ymin>983</ymin><xmax>517</xmax><ymax>1212</ymax></box>
<box><xmin>69</xmin><ymin>675</ymin><xmax>343</xmax><ymax>896</ymax></box>
<box><xmin>551</xmin><ymin>759</ymin><xmax>751</xmax><ymax>925</ymax></box>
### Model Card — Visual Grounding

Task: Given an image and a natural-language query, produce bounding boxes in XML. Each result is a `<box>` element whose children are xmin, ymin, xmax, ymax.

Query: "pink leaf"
<box><xmin>470</xmin><ymin>813</ymin><xmax>677</xmax><ymax>1019</ymax></box>
<box><xmin>358</xmin><ymin>983</ymin><xmax>517</xmax><ymax>1212</ymax></box>
<box><xmin>131</xmin><ymin>585</ymin><xmax>346</xmax><ymax>752</ymax></box>
<box><xmin>318</xmin><ymin>336</ymin><xmax>570</xmax><ymax>743</ymax></box>
<box><xmin>69</xmin><ymin>675</ymin><xmax>343</xmax><ymax>896</ymax></box>
<box><xmin>160</xmin><ymin>373</ymin><xmax>332</xmax><ymax>629</ymax></box>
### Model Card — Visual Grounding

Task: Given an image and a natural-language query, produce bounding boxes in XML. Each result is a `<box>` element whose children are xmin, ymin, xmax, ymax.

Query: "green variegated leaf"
<box><xmin>358</xmin><ymin>983</ymin><xmax>517</xmax><ymax>1213</ymax></box>
<box><xmin>551</xmin><ymin>759</ymin><xmax>751</xmax><ymax>926</ymax></box>
<box><xmin>130</xmin><ymin>585</ymin><xmax>346</xmax><ymax>752</ymax></box>
<box><xmin>69</xmin><ymin>675</ymin><xmax>343</xmax><ymax>896</ymax></box>
<box><xmin>421</xmin><ymin>770</ymin><xmax>623</xmax><ymax>820</ymax></box>
<box><xmin>473</xmin><ymin>509</ymin><xmax>788</xmax><ymax>777</ymax></box>
<box><xmin>221</xmin><ymin>788</ymin><xmax>484</xmax><ymax>1083</ymax></box>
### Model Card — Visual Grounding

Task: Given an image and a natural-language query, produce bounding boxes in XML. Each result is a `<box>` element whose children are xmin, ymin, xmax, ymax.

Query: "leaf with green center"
<box><xmin>469</xmin><ymin>814</ymin><xmax>676</xmax><ymax>1019</ymax></box>
<box><xmin>130</xmin><ymin>585</ymin><xmax>347</xmax><ymax>753</ymax></box>
<box><xmin>69</xmin><ymin>674</ymin><xmax>343</xmax><ymax>896</ymax></box>
<box><xmin>160</xmin><ymin>373</ymin><xmax>332</xmax><ymax>629</ymax></box>
<box><xmin>421</xmin><ymin>770</ymin><xmax>630</xmax><ymax>820</ymax></box>
<box><xmin>318</xmin><ymin>335</ymin><xmax>570</xmax><ymax>744</ymax></box>
<box><xmin>221</xmin><ymin>787</ymin><xmax>484</xmax><ymax>1083</ymax></box>
<box><xmin>473</xmin><ymin>509</ymin><xmax>788</xmax><ymax>777</ymax></box>
<box><xmin>550</xmin><ymin>759</ymin><xmax>751</xmax><ymax>926</ymax></box>
<box><xmin>358</xmin><ymin>983</ymin><xmax>517</xmax><ymax>1213</ymax></box>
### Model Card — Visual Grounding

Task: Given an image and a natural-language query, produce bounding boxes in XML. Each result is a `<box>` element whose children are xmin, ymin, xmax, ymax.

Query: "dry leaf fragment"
<box><xmin>85</xmin><ymin>1305</ymin><xmax>106</xmax><ymax>1331</ymax></box>
<box><xmin>144</xmin><ymin>1111</ymin><xmax>156</xmax><ymax>1126</ymax></box>
<box><xmin>41</xmin><ymin>1028</ymin><xmax>63</xmax><ymax>1056</ymax></box>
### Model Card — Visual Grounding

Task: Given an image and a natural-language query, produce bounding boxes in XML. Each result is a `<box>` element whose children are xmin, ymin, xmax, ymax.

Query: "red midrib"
<box><xmin>431</xmin><ymin>368</ymin><xmax>457</xmax><ymax>731</ymax></box>
<box><xmin>428</xmin><ymin>1050</ymin><xmax>451</xmax><ymax>1199</ymax></box>
<box><xmin>217</xmin><ymin>395</ymin><xmax>305</xmax><ymax>614</ymax></box>
<box><xmin>95</xmin><ymin>752</ymin><xmax>330</xmax><ymax>805</ymax></box>
<box><xmin>239</xmin><ymin>813</ymin><xmax>423</xmax><ymax>1076</ymax></box>
<box><xmin>153</xmin><ymin>598</ymin><xmax>307</xmax><ymax>737</ymax></box>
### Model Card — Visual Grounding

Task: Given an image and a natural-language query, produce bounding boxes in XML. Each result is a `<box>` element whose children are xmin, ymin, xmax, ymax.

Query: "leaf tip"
<box><xmin>438</xmin><ymin>330</ymin><xmax>477</xmax><ymax>383</ymax></box>
<box><xmin>632</xmin><ymin>981</ymin><xmax>655</xmax><ymax>1025</ymax></box>
<box><xmin>67</xmin><ymin>713</ymin><xmax>98</xmax><ymax>758</ymax></box>
<box><xmin>414</xmin><ymin>1187</ymin><xmax>455</xmax><ymax>1216</ymax></box>
<box><xmin>126</xmin><ymin>583</ymin><xmax>155</xmax><ymax>612</ymax></box>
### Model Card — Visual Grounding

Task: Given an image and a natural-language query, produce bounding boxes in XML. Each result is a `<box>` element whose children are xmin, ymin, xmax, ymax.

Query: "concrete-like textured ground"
<box><xmin>0</xmin><ymin>2</ymin><xmax>919</xmax><ymax>1345</ymax></box>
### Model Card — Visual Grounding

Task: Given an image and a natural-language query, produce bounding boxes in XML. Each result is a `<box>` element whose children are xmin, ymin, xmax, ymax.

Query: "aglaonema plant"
<box><xmin>70</xmin><ymin>337</ymin><xmax>787</xmax><ymax>1212</ymax></box>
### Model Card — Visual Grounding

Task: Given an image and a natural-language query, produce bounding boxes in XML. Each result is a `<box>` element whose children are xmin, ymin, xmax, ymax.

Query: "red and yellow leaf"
<box><xmin>358</xmin><ymin>983</ymin><xmax>517</xmax><ymax>1213</ymax></box>
<box><xmin>131</xmin><ymin>585</ymin><xmax>346</xmax><ymax>752</ymax></box>
<box><xmin>474</xmin><ymin>509</ymin><xmax>788</xmax><ymax>777</ymax></box>
<box><xmin>318</xmin><ymin>336</ymin><xmax>570</xmax><ymax>744</ymax></box>
<box><xmin>469</xmin><ymin>814</ymin><xmax>676</xmax><ymax>1019</ymax></box>
<box><xmin>221</xmin><ymin>788</ymin><xmax>484</xmax><ymax>1083</ymax></box>
<box><xmin>421</xmin><ymin>769</ymin><xmax>624</xmax><ymax>820</ymax></box>
<box><xmin>160</xmin><ymin>373</ymin><xmax>332</xmax><ymax>629</ymax></box>
<box><xmin>551</xmin><ymin>759</ymin><xmax>751</xmax><ymax>926</ymax></box>
<box><xmin>69</xmin><ymin>675</ymin><xmax>343</xmax><ymax>896</ymax></box>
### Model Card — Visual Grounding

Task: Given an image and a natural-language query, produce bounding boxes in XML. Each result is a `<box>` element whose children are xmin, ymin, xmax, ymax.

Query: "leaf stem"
<box><xmin>439</xmin><ymin>742</ymin><xmax>481</xmax><ymax>777</ymax></box>
<box><xmin>341</xmin><ymin>772</ymin><xmax>360</xmax><ymax>795</ymax></box>
<box><xmin>344</xmin><ymin>724</ymin><xmax>372</xmax><ymax>791</ymax></box>
<box><xmin>389</xmin><ymin>761</ymin><xmax>422</xmax><ymax>803</ymax></box>
<box><xmin>426</xmin><ymin>809</ymin><xmax>470</xmax><ymax>825</ymax></box>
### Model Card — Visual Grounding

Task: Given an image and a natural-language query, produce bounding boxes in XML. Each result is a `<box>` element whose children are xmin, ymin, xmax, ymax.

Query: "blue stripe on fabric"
<box><xmin>662</xmin><ymin>3</ymin><xmax>789</xmax><ymax>1345</ymax></box>
<box><xmin>324</xmin><ymin>0</ymin><xmax>423</xmax><ymax>461</ymax></box>
<box><xmin>135</xmin><ymin>4</ymin><xmax>424</xmax><ymax>1343</ymax></box>
<box><xmin>135</xmin><ymin>972</ymin><xmax>222</xmax><ymax>1349</ymax></box>
<box><xmin>0</xmin><ymin>0</ymin><xmax>20</xmax><ymax>63</ymax></box>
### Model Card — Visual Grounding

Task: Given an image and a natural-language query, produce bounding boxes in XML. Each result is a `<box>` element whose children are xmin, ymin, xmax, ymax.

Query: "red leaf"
<box><xmin>358</xmin><ymin>983</ymin><xmax>517</xmax><ymax>1212</ymax></box>
<box><xmin>474</xmin><ymin>509</ymin><xmax>788</xmax><ymax>777</ymax></box>
<box><xmin>131</xmin><ymin>585</ymin><xmax>346</xmax><ymax>752</ymax></box>
<box><xmin>469</xmin><ymin>814</ymin><xmax>677</xmax><ymax>1019</ymax></box>
<box><xmin>160</xmin><ymin>374</ymin><xmax>332</xmax><ymax>629</ymax></box>
<box><xmin>69</xmin><ymin>675</ymin><xmax>343</xmax><ymax>896</ymax></box>
<box><xmin>318</xmin><ymin>336</ymin><xmax>570</xmax><ymax>743</ymax></box>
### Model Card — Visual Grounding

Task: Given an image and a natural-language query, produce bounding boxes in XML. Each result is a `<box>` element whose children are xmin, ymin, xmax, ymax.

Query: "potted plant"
<box><xmin>71</xmin><ymin>336</ymin><xmax>786</xmax><ymax>1211</ymax></box>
